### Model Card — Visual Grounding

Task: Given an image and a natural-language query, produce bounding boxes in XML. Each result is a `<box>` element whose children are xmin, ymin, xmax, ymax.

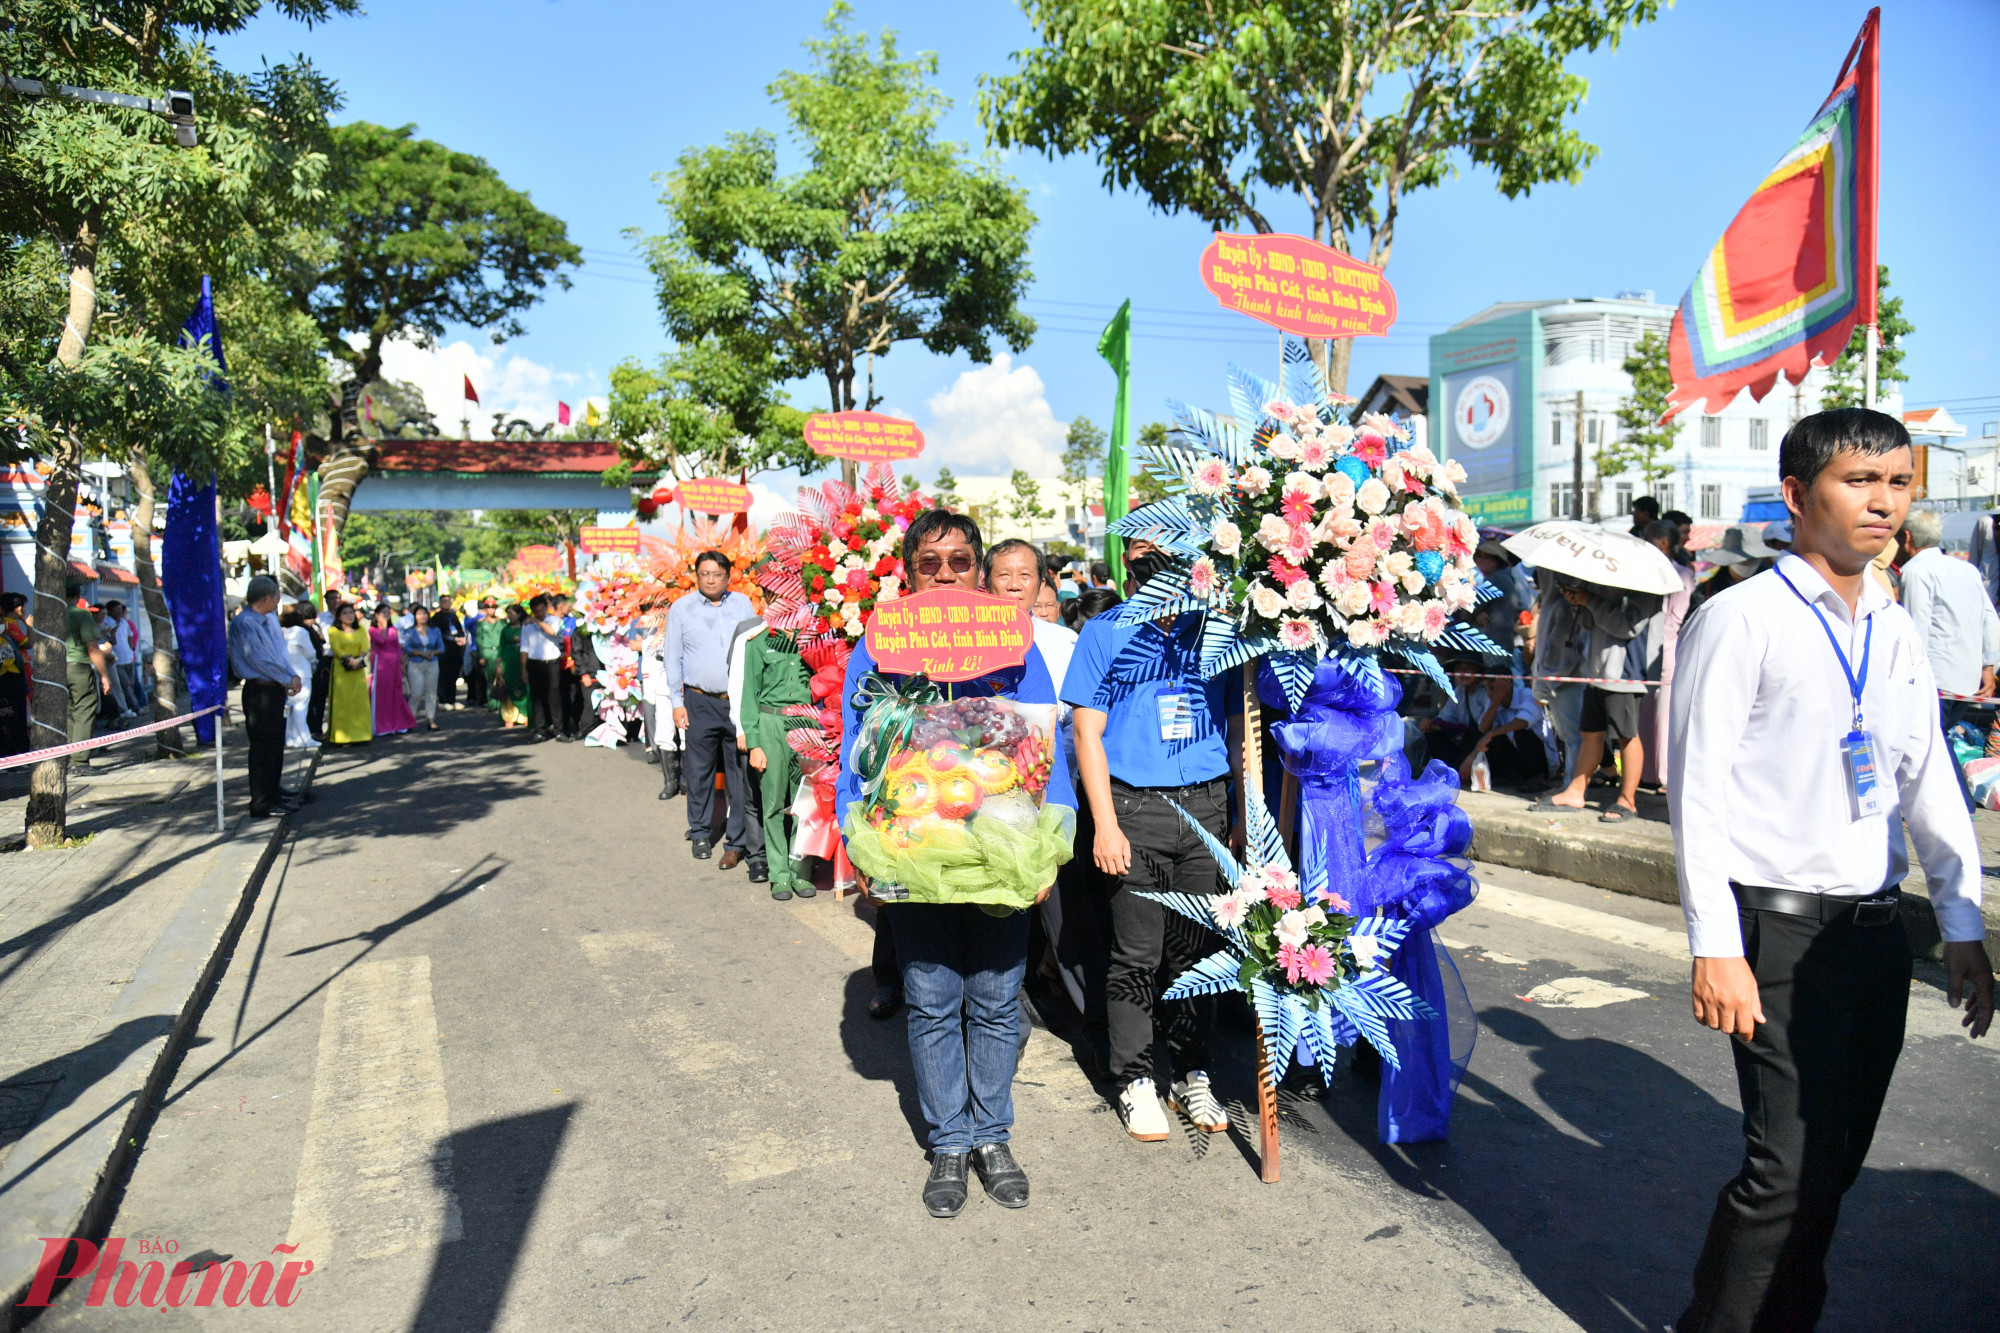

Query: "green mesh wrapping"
<box><xmin>843</xmin><ymin>801</ymin><xmax>1075</xmax><ymax>912</ymax></box>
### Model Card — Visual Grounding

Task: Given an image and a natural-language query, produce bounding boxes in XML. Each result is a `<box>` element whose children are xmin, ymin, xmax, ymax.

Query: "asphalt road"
<box><xmin>34</xmin><ymin>709</ymin><xmax>2000</xmax><ymax>1331</ymax></box>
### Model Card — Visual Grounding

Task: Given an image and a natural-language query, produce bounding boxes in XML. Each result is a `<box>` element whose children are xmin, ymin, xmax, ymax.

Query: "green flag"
<box><xmin>1097</xmin><ymin>299</ymin><xmax>1132</xmax><ymax>589</ymax></box>
<box><xmin>307</xmin><ymin>472</ymin><xmax>323</xmax><ymax>600</ymax></box>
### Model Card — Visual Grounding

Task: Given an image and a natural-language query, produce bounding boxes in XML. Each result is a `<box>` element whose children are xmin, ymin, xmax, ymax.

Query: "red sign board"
<box><xmin>673</xmin><ymin>478</ymin><xmax>752</xmax><ymax>514</ymax></box>
<box><xmin>804</xmin><ymin>411</ymin><xmax>925</xmax><ymax>464</ymax></box>
<box><xmin>865</xmin><ymin>588</ymin><xmax>1030</xmax><ymax>683</ymax></box>
<box><xmin>579</xmin><ymin>526</ymin><xmax>641</xmax><ymax>556</ymax></box>
<box><xmin>1199</xmin><ymin>233</ymin><xmax>1397</xmax><ymax>339</ymax></box>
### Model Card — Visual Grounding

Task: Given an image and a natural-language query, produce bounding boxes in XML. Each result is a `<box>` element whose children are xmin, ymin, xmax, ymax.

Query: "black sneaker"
<box><xmin>970</xmin><ymin>1143</ymin><xmax>1029</xmax><ymax>1208</ymax></box>
<box><xmin>747</xmin><ymin>861</ymin><xmax>769</xmax><ymax>884</ymax></box>
<box><xmin>923</xmin><ymin>1152</ymin><xmax>970</xmax><ymax>1218</ymax></box>
<box><xmin>869</xmin><ymin>986</ymin><xmax>903</xmax><ymax>1021</ymax></box>
<box><xmin>692</xmin><ymin>840</ymin><xmax>713</xmax><ymax>860</ymax></box>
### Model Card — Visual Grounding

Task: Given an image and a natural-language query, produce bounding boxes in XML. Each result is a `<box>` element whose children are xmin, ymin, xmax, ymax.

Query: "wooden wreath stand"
<box><xmin>1244</xmin><ymin>663</ymin><xmax>1281</xmax><ymax>1183</ymax></box>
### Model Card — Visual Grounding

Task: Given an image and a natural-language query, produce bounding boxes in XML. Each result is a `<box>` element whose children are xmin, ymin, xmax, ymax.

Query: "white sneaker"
<box><xmin>1170</xmin><ymin>1072</ymin><xmax>1230</xmax><ymax>1133</ymax></box>
<box><xmin>1118</xmin><ymin>1077</ymin><xmax>1171</xmax><ymax>1142</ymax></box>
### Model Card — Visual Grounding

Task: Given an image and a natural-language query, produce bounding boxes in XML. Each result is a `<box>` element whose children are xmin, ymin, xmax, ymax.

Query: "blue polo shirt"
<box><xmin>1060</xmin><ymin>613</ymin><xmax>1237</xmax><ymax>787</ymax></box>
<box><xmin>836</xmin><ymin>636</ymin><xmax>1075</xmax><ymax>825</ymax></box>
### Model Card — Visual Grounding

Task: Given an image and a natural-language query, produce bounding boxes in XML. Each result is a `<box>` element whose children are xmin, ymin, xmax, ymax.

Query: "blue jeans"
<box><xmin>890</xmin><ymin>903</ymin><xmax>1029</xmax><ymax>1152</ymax></box>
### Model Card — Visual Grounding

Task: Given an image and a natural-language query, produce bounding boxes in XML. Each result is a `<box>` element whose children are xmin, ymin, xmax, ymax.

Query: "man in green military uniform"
<box><xmin>64</xmin><ymin>580</ymin><xmax>112</xmax><ymax>744</ymax></box>
<box><xmin>739</xmin><ymin>623</ymin><xmax>813</xmax><ymax>902</ymax></box>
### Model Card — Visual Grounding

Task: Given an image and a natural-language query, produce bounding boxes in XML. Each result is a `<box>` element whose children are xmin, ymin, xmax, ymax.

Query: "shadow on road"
<box><xmin>1319</xmin><ymin>1005</ymin><xmax>2000</xmax><ymax>1333</ymax></box>
<box><xmin>413</xmin><ymin>1102</ymin><xmax>576</xmax><ymax>1333</ymax></box>
<box><xmin>836</xmin><ymin>967</ymin><xmax>930</xmax><ymax>1151</ymax></box>
<box><xmin>298</xmin><ymin>717</ymin><xmax>542</xmax><ymax>859</ymax></box>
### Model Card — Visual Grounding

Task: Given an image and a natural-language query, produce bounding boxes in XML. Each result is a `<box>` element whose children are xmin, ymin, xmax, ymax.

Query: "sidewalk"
<box><xmin>0</xmin><ymin>707</ymin><xmax>316</xmax><ymax>1320</ymax></box>
<box><xmin>1462</xmin><ymin>785</ymin><xmax>2000</xmax><ymax>955</ymax></box>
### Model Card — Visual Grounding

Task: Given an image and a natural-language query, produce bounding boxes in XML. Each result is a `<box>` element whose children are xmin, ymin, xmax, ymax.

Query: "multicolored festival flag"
<box><xmin>1664</xmin><ymin>8</ymin><xmax>1878</xmax><ymax>419</ymax></box>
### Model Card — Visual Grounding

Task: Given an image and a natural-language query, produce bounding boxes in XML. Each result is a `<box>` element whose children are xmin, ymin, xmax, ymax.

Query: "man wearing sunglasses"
<box><xmin>837</xmin><ymin>508</ymin><xmax>1076</xmax><ymax>1220</ymax></box>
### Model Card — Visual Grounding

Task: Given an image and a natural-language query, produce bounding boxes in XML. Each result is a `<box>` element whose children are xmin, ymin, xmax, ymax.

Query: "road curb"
<box><xmin>1</xmin><ymin>749</ymin><xmax>320</xmax><ymax>1326</ymax></box>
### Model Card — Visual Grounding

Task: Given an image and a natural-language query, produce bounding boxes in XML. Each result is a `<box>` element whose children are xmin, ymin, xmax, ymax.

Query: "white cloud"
<box><xmin>373</xmin><ymin>336</ymin><xmax>605</xmax><ymax>438</ymax></box>
<box><xmin>922</xmin><ymin>354</ymin><xmax>1068</xmax><ymax>477</ymax></box>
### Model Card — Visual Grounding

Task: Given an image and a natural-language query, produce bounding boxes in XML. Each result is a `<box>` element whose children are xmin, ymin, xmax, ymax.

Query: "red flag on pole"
<box><xmin>1663</xmin><ymin>8</ymin><xmax>1879</xmax><ymax>418</ymax></box>
<box><xmin>463</xmin><ymin>375</ymin><xmax>480</xmax><ymax>405</ymax></box>
<box><xmin>558</xmin><ymin>401</ymin><xmax>571</xmax><ymax>426</ymax></box>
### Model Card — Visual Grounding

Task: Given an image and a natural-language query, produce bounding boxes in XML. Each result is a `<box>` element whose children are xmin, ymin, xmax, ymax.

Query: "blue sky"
<box><xmin>214</xmin><ymin>0</ymin><xmax>2000</xmax><ymax>485</ymax></box>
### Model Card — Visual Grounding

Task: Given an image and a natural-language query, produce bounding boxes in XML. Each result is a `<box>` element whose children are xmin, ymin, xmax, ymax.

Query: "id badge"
<box><xmin>1157</xmin><ymin>691</ymin><xmax>1194</xmax><ymax>742</ymax></box>
<box><xmin>1841</xmin><ymin>729</ymin><xmax>1885</xmax><ymax>820</ymax></box>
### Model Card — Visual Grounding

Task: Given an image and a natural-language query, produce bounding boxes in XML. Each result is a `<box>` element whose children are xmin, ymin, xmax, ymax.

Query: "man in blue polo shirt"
<box><xmin>1062</xmin><ymin>539</ymin><xmax>1241</xmax><ymax>1143</ymax></box>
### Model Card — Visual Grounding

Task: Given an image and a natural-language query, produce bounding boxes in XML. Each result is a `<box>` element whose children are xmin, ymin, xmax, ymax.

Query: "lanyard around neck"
<box><xmin>1775</xmin><ymin>568</ymin><xmax>1870</xmax><ymax>729</ymax></box>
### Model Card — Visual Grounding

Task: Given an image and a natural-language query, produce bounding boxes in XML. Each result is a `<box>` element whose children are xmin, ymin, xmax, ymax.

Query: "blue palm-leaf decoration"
<box><xmin>1165</xmin><ymin>798</ymin><xmax>1245</xmax><ymax>891</ymax></box>
<box><xmin>1340</xmin><ymin>968</ymin><xmax>1437</xmax><ymax>1024</ymax></box>
<box><xmin>1102</xmin><ymin>626</ymin><xmax>1183</xmax><ymax>686</ymax></box>
<box><xmin>1329</xmin><ymin>988</ymin><xmax>1400</xmax><ymax>1071</ymax></box>
<box><xmin>1227</xmin><ymin>365</ymin><xmax>1278</xmax><ymax>430</ymax></box>
<box><xmin>1473</xmin><ymin>572</ymin><xmax>1505</xmax><ymax>605</ymax></box>
<box><xmin>1324</xmin><ymin>647</ymin><xmax>1385</xmax><ymax>694</ymax></box>
<box><xmin>1350</xmin><ymin>913</ymin><xmax>1414</xmax><ymax>956</ymax></box>
<box><xmin>1388</xmin><ymin>642</ymin><xmax>1453</xmax><ymax>694</ymax></box>
<box><xmin>1432</xmin><ymin>624</ymin><xmax>1506</xmax><ymax>659</ymax></box>
<box><xmin>1282</xmin><ymin>336</ymin><xmax>1328</xmax><ymax>410</ymax></box>
<box><xmin>1166</xmin><ymin>401</ymin><xmax>1253</xmax><ymax>467</ymax></box>
<box><xmin>1109</xmin><ymin>496</ymin><xmax>1208</xmax><ymax>553</ymax></box>
<box><xmin>1264</xmin><ymin>647</ymin><xmax>1318</xmax><ymax>711</ymax></box>
<box><xmin>1200</xmin><ymin>620</ymin><xmax>1274</xmax><ymax>678</ymax></box>
<box><xmin>1244</xmin><ymin>783</ymin><xmax>1289</xmax><ymax>875</ymax></box>
<box><xmin>1138</xmin><ymin>442</ymin><xmax>1208</xmax><ymax>494</ymax></box>
<box><xmin>1250</xmin><ymin>979</ymin><xmax>1307</xmax><ymax>1073</ymax></box>
<box><xmin>1160</xmin><ymin>949</ymin><xmax>1249</xmax><ymax>1001</ymax></box>
<box><xmin>1112</xmin><ymin>566</ymin><xmax>1214</xmax><ymax>624</ymax></box>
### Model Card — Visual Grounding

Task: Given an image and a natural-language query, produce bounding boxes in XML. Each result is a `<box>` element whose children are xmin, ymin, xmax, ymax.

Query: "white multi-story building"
<box><xmin>1429</xmin><ymin>295</ymin><xmax>1899</xmax><ymax>527</ymax></box>
<box><xmin>949</xmin><ymin>473</ymin><xmax>1097</xmax><ymax>553</ymax></box>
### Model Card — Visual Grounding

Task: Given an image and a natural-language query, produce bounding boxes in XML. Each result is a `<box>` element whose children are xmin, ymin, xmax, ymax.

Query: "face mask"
<box><xmin>1126</xmin><ymin>551</ymin><xmax>1170</xmax><ymax>588</ymax></box>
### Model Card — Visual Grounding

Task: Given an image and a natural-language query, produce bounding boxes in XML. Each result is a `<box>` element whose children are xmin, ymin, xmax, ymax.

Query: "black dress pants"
<box><xmin>559</xmin><ymin>668</ymin><xmax>586</xmax><ymax>736</ymax></box>
<box><xmin>306</xmin><ymin>659</ymin><xmax>330</xmax><ymax>740</ymax></box>
<box><xmin>241</xmin><ymin>680</ymin><xmax>288</xmax><ymax>811</ymax></box>
<box><xmin>1677</xmin><ymin>901</ymin><xmax>1912</xmax><ymax>1333</ymax></box>
<box><xmin>524</xmin><ymin>658</ymin><xmax>560</xmax><ymax>737</ymax></box>
<box><xmin>439</xmin><ymin>646</ymin><xmax>462</xmax><ymax>707</ymax></box>
<box><xmin>463</xmin><ymin>654</ymin><xmax>488</xmax><ymax>708</ymax></box>
<box><xmin>1102</xmin><ymin>776</ymin><xmax>1230</xmax><ymax>1087</ymax></box>
<box><xmin>681</xmin><ymin>690</ymin><xmax>750</xmax><ymax>852</ymax></box>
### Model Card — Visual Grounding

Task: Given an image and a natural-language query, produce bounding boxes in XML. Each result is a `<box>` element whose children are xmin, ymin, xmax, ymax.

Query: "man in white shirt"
<box><xmin>1896</xmin><ymin>508</ymin><xmax>2000</xmax><ymax>809</ymax></box>
<box><xmin>1668</xmin><ymin>409</ymin><xmax>1993</xmax><ymax>1331</ymax></box>
<box><xmin>97</xmin><ymin>599</ymin><xmax>144</xmax><ymax>718</ymax></box>
<box><xmin>520</xmin><ymin>593</ymin><xmax>564</xmax><ymax>741</ymax></box>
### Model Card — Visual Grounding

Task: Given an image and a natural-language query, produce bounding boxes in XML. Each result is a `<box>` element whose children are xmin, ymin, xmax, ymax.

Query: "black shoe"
<box><xmin>246</xmin><ymin>805</ymin><xmax>278</xmax><ymax>819</ymax></box>
<box><xmin>556</xmin><ymin>733</ymin><xmax>574</xmax><ymax>743</ymax></box>
<box><xmin>791</xmin><ymin>883</ymin><xmax>817</xmax><ymax>900</ymax></box>
<box><xmin>657</xmin><ymin>788</ymin><xmax>673</xmax><ymax>801</ymax></box>
<box><xmin>747</xmin><ymin>861</ymin><xmax>769</xmax><ymax>884</ymax></box>
<box><xmin>691</xmin><ymin>840</ymin><xmax>712</xmax><ymax>860</ymax></box>
<box><xmin>970</xmin><ymin>1143</ymin><xmax>1029</xmax><ymax>1208</ymax></box>
<box><xmin>770</xmin><ymin>888</ymin><xmax>794</xmax><ymax>902</ymax></box>
<box><xmin>869</xmin><ymin>986</ymin><xmax>903</xmax><ymax>1021</ymax></box>
<box><xmin>659</xmin><ymin>751</ymin><xmax>682</xmax><ymax>800</ymax></box>
<box><xmin>923</xmin><ymin>1152</ymin><xmax>970</xmax><ymax>1218</ymax></box>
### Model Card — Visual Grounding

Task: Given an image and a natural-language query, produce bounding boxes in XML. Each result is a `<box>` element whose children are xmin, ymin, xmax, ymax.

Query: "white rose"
<box><xmin>843</xmin><ymin>554</ymin><xmax>864</xmax><ymax>570</ymax></box>
<box><xmin>1336</xmin><ymin>582</ymin><xmax>1372</xmax><ymax>617</ymax></box>
<box><xmin>1283</xmin><ymin>471</ymin><xmax>1322</xmax><ymax>502</ymax></box>
<box><xmin>1393</xmin><ymin>601</ymin><xmax>1428</xmax><ymax>636</ymax></box>
<box><xmin>877</xmin><ymin>575</ymin><xmax>900</xmax><ymax>599</ymax></box>
<box><xmin>1211</xmin><ymin>518</ymin><xmax>1243</xmax><ymax>556</ymax></box>
<box><xmin>1275</xmin><ymin>910</ymin><xmax>1312</xmax><ymax>948</ymax></box>
<box><xmin>1285</xmin><ymin>578</ymin><xmax>1322</xmax><ymax>611</ymax></box>
<box><xmin>1266</xmin><ymin>433</ymin><xmax>1300</xmax><ymax>461</ymax></box>
<box><xmin>1356</xmin><ymin>478</ymin><xmax>1390</xmax><ymax>515</ymax></box>
<box><xmin>1384</xmin><ymin>551</ymin><xmax>1414</xmax><ymax>578</ymax></box>
<box><xmin>1239</xmin><ymin>465</ymin><xmax>1273</xmax><ymax>496</ymax></box>
<box><xmin>1349</xmin><ymin>934</ymin><xmax>1382</xmax><ymax>970</ymax></box>
<box><xmin>1401</xmin><ymin>570</ymin><xmax>1427</xmax><ymax>595</ymax></box>
<box><xmin>1326</xmin><ymin>472</ymin><xmax>1356</xmax><ymax>506</ymax></box>
<box><xmin>1250</xmin><ymin>583</ymin><xmax>1286</xmax><ymax>620</ymax></box>
<box><xmin>1256</xmin><ymin>513</ymin><xmax>1292</xmax><ymax>552</ymax></box>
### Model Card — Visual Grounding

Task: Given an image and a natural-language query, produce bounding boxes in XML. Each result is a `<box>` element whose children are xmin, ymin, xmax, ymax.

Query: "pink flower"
<box><xmin>1297</xmin><ymin>438</ymin><xmax>1332</xmax><ymax>471</ymax></box>
<box><xmin>1266</xmin><ymin>882</ymin><xmax>1303</xmax><ymax>911</ymax></box>
<box><xmin>1263</xmin><ymin>400</ymin><xmax>1295</xmax><ymax>423</ymax></box>
<box><xmin>1313</xmin><ymin>887</ymin><xmax>1352</xmax><ymax>913</ymax></box>
<box><xmin>1210</xmin><ymin>893</ymin><xmax>1248</xmax><ymax>930</ymax></box>
<box><xmin>1187</xmin><ymin>556</ymin><xmax>1221</xmax><ymax>599</ymax></box>
<box><xmin>1353</xmin><ymin>430</ymin><xmax>1388</xmax><ymax>467</ymax></box>
<box><xmin>1267</xmin><ymin>556</ymin><xmax>1306</xmax><ymax>588</ymax></box>
<box><xmin>1277</xmin><ymin>942</ymin><xmax>1307</xmax><ymax>983</ymax></box>
<box><xmin>1281</xmin><ymin>490</ymin><xmax>1316</xmax><ymax>527</ymax></box>
<box><xmin>1423</xmin><ymin>602</ymin><xmax>1450</xmax><ymax>638</ymax></box>
<box><xmin>1371</xmin><ymin>581</ymin><xmax>1400</xmax><ymax>616</ymax></box>
<box><xmin>1444</xmin><ymin>512</ymin><xmax>1476</xmax><ymax>558</ymax></box>
<box><xmin>1191</xmin><ymin>457</ymin><xmax>1232</xmax><ymax>497</ymax></box>
<box><xmin>1293</xmin><ymin>944</ymin><xmax>1337</xmax><ymax>987</ymax></box>
<box><xmin>1278</xmin><ymin>617</ymin><xmax>1316</xmax><ymax>651</ymax></box>
<box><xmin>1367</xmin><ymin>516</ymin><xmax>1401</xmax><ymax>551</ymax></box>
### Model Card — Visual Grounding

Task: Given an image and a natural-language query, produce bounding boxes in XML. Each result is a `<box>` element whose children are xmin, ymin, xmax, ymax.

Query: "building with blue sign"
<box><xmin>1428</xmin><ymin>296</ymin><xmax>1888</xmax><ymax>528</ymax></box>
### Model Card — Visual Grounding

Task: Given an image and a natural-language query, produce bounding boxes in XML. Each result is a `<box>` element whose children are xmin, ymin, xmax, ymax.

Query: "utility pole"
<box><xmin>1572</xmin><ymin>390</ymin><xmax>1586</xmax><ymax>521</ymax></box>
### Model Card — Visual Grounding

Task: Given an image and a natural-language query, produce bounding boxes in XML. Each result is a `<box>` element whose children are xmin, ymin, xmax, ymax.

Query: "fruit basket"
<box><xmin>843</xmin><ymin>689</ymin><xmax>1071</xmax><ymax>910</ymax></box>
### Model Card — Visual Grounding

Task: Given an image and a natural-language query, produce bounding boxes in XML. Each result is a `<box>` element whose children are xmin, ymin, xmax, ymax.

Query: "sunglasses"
<box><xmin>914</xmin><ymin>552</ymin><xmax>976</xmax><ymax>576</ymax></box>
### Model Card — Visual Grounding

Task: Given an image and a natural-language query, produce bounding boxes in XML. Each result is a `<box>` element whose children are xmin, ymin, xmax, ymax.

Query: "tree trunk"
<box><xmin>1324</xmin><ymin>337</ymin><xmax>1356</xmax><ymax>402</ymax></box>
<box><xmin>128</xmin><ymin>453</ymin><xmax>184</xmax><ymax>758</ymax></box>
<box><xmin>25</xmin><ymin>220</ymin><xmax>102</xmax><ymax>847</ymax></box>
<box><xmin>315</xmin><ymin>379</ymin><xmax>371</xmax><ymax>577</ymax></box>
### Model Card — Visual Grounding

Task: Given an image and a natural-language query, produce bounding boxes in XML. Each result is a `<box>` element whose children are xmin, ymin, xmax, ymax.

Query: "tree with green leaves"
<box><xmin>932</xmin><ymin>465</ymin><xmax>962</xmax><ymax>509</ymax></box>
<box><xmin>1129</xmin><ymin>423</ymin><xmax>1174</xmax><ymax>507</ymax></box>
<box><xmin>1004</xmin><ymin>468</ymin><xmax>1053</xmax><ymax>531</ymax></box>
<box><xmin>603</xmin><ymin>337</ymin><xmax>813</xmax><ymax>489</ymax></box>
<box><xmin>635</xmin><ymin>4</ymin><xmax>1037</xmax><ymax>489</ymax></box>
<box><xmin>1603</xmin><ymin>329</ymin><xmax>1678</xmax><ymax>491</ymax></box>
<box><xmin>982</xmin><ymin>0</ymin><xmax>1660</xmax><ymax>393</ymax></box>
<box><xmin>308</xmin><ymin>120</ymin><xmax>580</xmax><ymax>545</ymax></box>
<box><xmin>1060</xmin><ymin>413</ymin><xmax>1106</xmax><ymax>504</ymax></box>
<box><xmin>1821</xmin><ymin>266</ymin><xmax>1911</xmax><ymax>411</ymax></box>
<box><xmin>1</xmin><ymin>0</ymin><xmax>350</xmax><ymax>842</ymax></box>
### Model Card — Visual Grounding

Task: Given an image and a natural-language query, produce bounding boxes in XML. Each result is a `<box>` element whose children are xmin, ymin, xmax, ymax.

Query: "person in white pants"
<box><xmin>401</xmin><ymin>606</ymin><xmax>442</xmax><ymax>730</ymax></box>
<box><xmin>280</xmin><ymin>602</ymin><xmax>321</xmax><ymax>749</ymax></box>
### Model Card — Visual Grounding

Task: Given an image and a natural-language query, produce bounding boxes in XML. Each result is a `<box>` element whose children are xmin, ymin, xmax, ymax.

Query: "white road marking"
<box><xmin>288</xmin><ymin>956</ymin><xmax>462</xmax><ymax>1264</ymax></box>
<box><xmin>1522</xmin><ymin>977</ymin><xmax>1652</xmax><ymax>1009</ymax></box>
<box><xmin>1475</xmin><ymin>882</ymin><xmax>1691</xmax><ymax>961</ymax></box>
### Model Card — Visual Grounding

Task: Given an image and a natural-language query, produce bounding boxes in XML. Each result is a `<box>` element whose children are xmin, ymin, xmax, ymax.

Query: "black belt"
<box><xmin>1730</xmin><ymin>881</ymin><xmax>1902</xmax><ymax>927</ymax></box>
<box><xmin>1111</xmin><ymin>775</ymin><xmax>1227</xmax><ymax>798</ymax></box>
<box><xmin>686</xmin><ymin>685</ymin><xmax>728</xmax><ymax>699</ymax></box>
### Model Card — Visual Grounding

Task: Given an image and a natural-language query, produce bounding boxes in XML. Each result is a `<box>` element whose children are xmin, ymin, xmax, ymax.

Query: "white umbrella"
<box><xmin>1501</xmin><ymin>520</ymin><xmax>1685</xmax><ymax>596</ymax></box>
